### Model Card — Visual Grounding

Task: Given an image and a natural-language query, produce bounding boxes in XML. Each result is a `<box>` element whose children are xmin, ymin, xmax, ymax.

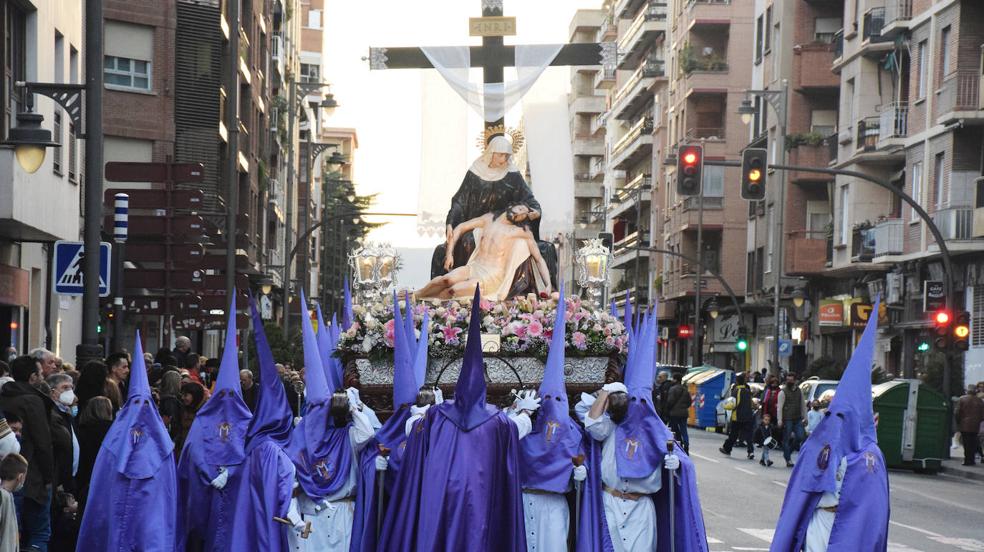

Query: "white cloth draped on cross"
<box><xmin>420</xmin><ymin>44</ymin><xmax>564</xmax><ymax>122</ymax></box>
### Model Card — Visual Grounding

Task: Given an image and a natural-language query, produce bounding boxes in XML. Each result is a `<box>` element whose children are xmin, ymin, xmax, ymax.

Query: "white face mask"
<box><xmin>58</xmin><ymin>389</ymin><xmax>76</xmax><ymax>407</ymax></box>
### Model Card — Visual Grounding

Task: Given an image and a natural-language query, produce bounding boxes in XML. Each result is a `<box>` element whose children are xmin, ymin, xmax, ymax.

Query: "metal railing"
<box><xmin>878</xmin><ymin>102</ymin><xmax>908</xmax><ymax>141</ymax></box>
<box><xmin>938</xmin><ymin>71</ymin><xmax>983</xmax><ymax>112</ymax></box>
<box><xmin>862</xmin><ymin>8</ymin><xmax>890</xmax><ymax>43</ymax></box>
<box><xmin>833</xmin><ymin>29</ymin><xmax>844</xmax><ymax>59</ymax></box>
<box><xmin>884</xmin><ymin>0</ymin><xmax>913</xmax><ymax>27</ymax></box>
<box><xmin>872</xmin><ymin>218</ymin><xmax>904</xmax><ymax>256</ymax></box>
<box><xmin>686</xmin><ymin>126</ymin><xmax>725</xmax><ymax>140</ymax></box>
<box><xmin>933</xmin><ymin>207</ymin><xmax>974</xmax><ymax>240</ymax></box>
<box><xmin>612</xmin><ymin>116</ymin><xmax>654</xmax><ymax>158</ymax></box>
<box><xmin>683</xmin><ymin>196</ymin><xmax>723</xmax><ymax>211</ymax></box>
<box><xmin>617</xmin><ymin>1</ymin><xmax>667</xmax><ymax>54</ymax></box>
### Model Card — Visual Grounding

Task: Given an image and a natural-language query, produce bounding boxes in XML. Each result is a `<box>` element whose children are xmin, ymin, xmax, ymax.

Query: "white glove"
<box><xmin>286</xmin><ymin>497</ymin><xmax>304</xmax><ymax>529</ymax></box>
<box><xmin>375</xmin><ymin>455</ymin><xmax>389</xmax><ymax>471</ymax></box>
<box><xmin>515</xmin><ymin>390</ymin><xmax>541</xmax><ymax>413</ymax></box>
<box><xmin>293</xmin><ymin>416</ymin><xmax>302</xmax><ymax>427</ymax></box>
<box><xmin>602</xmin><ymin>382</ymin><xmax>628</xmax><ymax>394</ymax></box>
<box><xmin>572</xmin><ymin>465</ymin><xmax>587</xmax><ymax>482</ymax></box>
<box><xmin>433</xmin><ymin>387</ymin><xmax>444</xmax><ymax>404</ymax></box>
<box><xmin>346</xmin><ymin>387</ymin><xmax>362</xmax><ymax>410</ymax></box>
<box><xmin>210</xmin><ymin>467</ymin><xmax>229</xmax><ymax>490</ymax></box>
<box><xmin>664</xmin><ymin>454</ymin><xmax>680</xmax><ymax>471</ymax></box>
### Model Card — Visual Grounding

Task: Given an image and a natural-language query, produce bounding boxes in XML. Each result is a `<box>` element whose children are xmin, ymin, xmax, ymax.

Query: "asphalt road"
<box><xmin>686</xmin><ymin>429</ymin><xmax>984</xmax><ymax>551</ymax></box>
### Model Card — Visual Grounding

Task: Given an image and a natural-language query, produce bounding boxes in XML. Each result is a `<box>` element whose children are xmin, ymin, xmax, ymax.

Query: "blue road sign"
<box><xmin>54</xmin><ymin>241</ymin><xmax>112</xmax><ymax>297</ymax></box>
<box><xmin>778</xmin><ymin>339</ymin><xmax>793</xmax><ymax>358</ymax></box>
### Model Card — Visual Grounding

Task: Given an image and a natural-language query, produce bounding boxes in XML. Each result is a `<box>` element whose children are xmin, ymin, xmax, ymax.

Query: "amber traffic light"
<box><xmin>741</xmin><ymin>148</ymin><xmax>768</xmax><ymax>200</ymax></box>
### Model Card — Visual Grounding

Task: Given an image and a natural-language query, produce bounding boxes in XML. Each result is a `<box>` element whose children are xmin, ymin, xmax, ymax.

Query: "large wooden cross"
<box><xmin>368</xmin><ymin>0</ymin><xmax>615</xmax><ymax>140</ymax></box>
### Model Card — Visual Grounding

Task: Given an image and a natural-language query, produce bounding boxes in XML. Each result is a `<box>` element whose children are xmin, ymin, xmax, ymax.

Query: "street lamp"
<box><xmin>738</xmin><ymin>99</ymin><xmax>755</xmax><ymax>126</ymax></box>
<box><xmin>576</xmin><ymin>238</ymin><xmax>612</xmax><ymax>309</ymax></box>
<box><xmin>4</xmin><ymin>107</ymin><xmax>60</xmax><ymax>174</ymax></box>
<box><xmin>791</xmin><ymin>288</ymin><xmax>806</xmax><ymax>308</ymax></box>
<box><xmin>260</xmin><ymin>277</ymin><xmax>274</xmax><ymax>296</ymax></box>
<box><xmin>350</xmin><ymin>243</ymin><xmax>380</xmax><ymax>303</ymax></box>
<box><xmin>707</xmin><ymin>298</ymin><xmax>720</xmax><ymax>320</ymax></box>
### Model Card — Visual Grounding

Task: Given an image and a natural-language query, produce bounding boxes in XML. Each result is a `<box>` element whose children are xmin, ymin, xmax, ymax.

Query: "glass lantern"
<box><xmin>576</xmin><ymin>238</ymin><xmax>612</xmax><ymax>308</ymax></box>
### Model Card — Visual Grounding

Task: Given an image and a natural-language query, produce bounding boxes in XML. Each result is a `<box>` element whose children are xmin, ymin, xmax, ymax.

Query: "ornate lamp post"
<box><xmin>576</xmin><ymin>238</ymin><xmax>612</xmax><ymax>309</ymax></box>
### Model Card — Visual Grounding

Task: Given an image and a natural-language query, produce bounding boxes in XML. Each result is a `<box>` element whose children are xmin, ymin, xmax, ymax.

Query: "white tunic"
<box><xmin>585</xmin><ymin>412</ymin><xmax>663</xmax><ymax>552</ymax></box>
<box><xmin>805</xmin><ymin>457</ymin><xmax>848</xmax><ymax>552</ymax></box>
<box><xmin>289</xmin><ymin>408</ymin><xmax>375</xmax><ymax>552</ymax></box>
<box><xmin>522</xmin><ymin>491</ymin><xmax>570</xmax><ymax>552</ymax></box>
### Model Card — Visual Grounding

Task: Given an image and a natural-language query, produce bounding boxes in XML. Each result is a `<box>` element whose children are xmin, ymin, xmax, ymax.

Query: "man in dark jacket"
<box><xmin>720</xmin><ymin>372</ymin><xmax>755</xmax><ymax>459</ymax></box>
<box><xmin>777</xmin><ymin>372</ymin><xmax>808</xmax><ymax>467</ymax></box>
<box><xmin>0</xmin><ymin>356</ymin><xmax>56</xmax><ymax>550</ymax></box>
<box><xmin>665</xmin><ymin>372</ymin><xmax>692</xmax><ymax>453</ymax></box>
<box><xmin>956</xmin><ymin>385</ymin><xmax>984</xmax><ymax>466</ymax></box>
<box><xmin>653</xmin><ymin>370</ymin><xmax>673</xmax><ymax>419</ymax></box>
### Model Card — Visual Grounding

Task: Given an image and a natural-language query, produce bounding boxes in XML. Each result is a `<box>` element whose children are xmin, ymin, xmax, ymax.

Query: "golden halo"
<box><xmin>476</xmin><ymin>125</ymin><xmax>525</xmax><ymax>154</ymax></box>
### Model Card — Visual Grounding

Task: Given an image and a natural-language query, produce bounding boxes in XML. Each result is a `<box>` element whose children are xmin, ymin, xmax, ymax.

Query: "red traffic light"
<box><xmin>678</xmin><ymin>324</ymin><xmax>693</xmax><ymax>339</ymax></box>
<box><xmin>683</xmin><ymin>151</ymin><xmax>698</xmax><ymax>165</ymax></box>
<box><xmin>933</xmin><ymin>310</ymin><xmax>950</xmax><ymax>326</ymax></box>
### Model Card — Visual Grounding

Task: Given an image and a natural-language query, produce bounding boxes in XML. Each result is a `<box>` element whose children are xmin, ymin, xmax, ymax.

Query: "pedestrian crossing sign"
<box><xmin>53</xmin><ymin>240</ymin><xmax>112</xmax><ymax>297</ymax></box>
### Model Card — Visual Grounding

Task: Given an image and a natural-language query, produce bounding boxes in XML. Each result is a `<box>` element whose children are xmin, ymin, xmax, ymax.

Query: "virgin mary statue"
<box><xmin>430</xmin><ymin>135</ymin><xmax>557</xmax><ymax>296</ymax></box>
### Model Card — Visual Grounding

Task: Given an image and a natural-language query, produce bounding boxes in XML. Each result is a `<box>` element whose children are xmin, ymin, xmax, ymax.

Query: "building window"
<box><xmin>939</xmin><ymin>26</ymin><xmax>951</xmax><ymax>81</ymax></box>
<box><xmin>68</xmin><ymin>122</ymin><xmax>77</xmax><ymax>183</ymax></box>
<box><xmin>766</xmin><ymin>204</ymin><xmax>775</xmax><ymax>272</ymax></box>
<box><xmin>764</xmin><ymin>7</ymin><xmax>772</xmax><ymax>52</ymax></box>
<box><xmin>2</xmin><ymin>2</ymin><xmax>26</xmax><ymax>139</ymax></box>
<box><xmin>933</xmin><ymin>152</ymin><xmax>945</xmax><ymax>210</ymax></box>
<box><xmin>52</xmin><ymin>111</ymin><xmax>62</xmax><ymax>175</ymax></box>
<box><xmin>973</xmin><ymin>286</ymin><xmax>984</xmax><ymax>348</ymax></box>
<box><xmin>838</xmin><ymin>185</ymin><xmax>849</xmax><ymax>245</ymax></box>
<box><xmin>307</xmin><ymin>8</ymin><xmax>321</xmax><ymax>29</ymax></box>
<box><xmin>104</xmin><ymin>55</ymin><xmax>150</xmax><ymax>91</ymax></box>
<box><xmin>917</xmin><ymin>40</ymin><xmax>927</xmax><ymax>99</ymax></box>
<box><xmin>703</xmin><ymin>165</ymin><xmax>724</xmax><ymax>197</ymax></box>
<box><xmin>754</xmin><ymin>15</ymin><xmax>763</xmax><ymax>63</ymax></box>
<box><xmin>910</xmin><ymin>161</ymin><xmax>922</xmax><ymax>222</ymax></box>
<box><xmin>300</xmin><ymin>63</ymin><xmax>320</xmax><ymax>83</ymax></box>
<box><xmin>814</xmin><ymin>18</ymin><xmax>841</xmax><ymax>43</ymax></box>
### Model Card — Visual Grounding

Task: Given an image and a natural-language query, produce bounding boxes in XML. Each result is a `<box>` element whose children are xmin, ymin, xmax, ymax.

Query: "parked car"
<box><xmin>800</xmin><ymin>377</ymin><xmax>839</xmax><ymax>406</ymax></box>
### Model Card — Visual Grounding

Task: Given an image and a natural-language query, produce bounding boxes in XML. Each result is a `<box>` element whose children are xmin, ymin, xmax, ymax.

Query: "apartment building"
<box><xmin>604</xmin><ymin>0</ymin><xmax>668</xmax><ymax>312</ymax></box>
<box><xmin>743</xmin><ymin>0</ymin><xmax>842</xmax><ymax>374</ymax></box>
<box><xmin>659</xmin><ymin>0</ymin><xmax>753</xmax><ymax>367</ymax></box>
<box><xmin>816</xmin><ymin>0</ymin><xmax>984</xmax><ymax>383</ymax></box>
<box><xmin>318</xmin><ymin>127</ymin><xmax>357</xmax><ymax>314</ymax></box>
<box><xmin>565</xmin><ymin>9</ymin><xmax>609</xmax><ymax>295</ymax></box>
<box><xmin>0</xmin><ymin>0</ymin><xmax>84</xmax><ymax>360</ymax></box>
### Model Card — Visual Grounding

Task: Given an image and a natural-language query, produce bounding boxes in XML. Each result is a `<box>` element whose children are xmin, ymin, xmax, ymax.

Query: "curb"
<box><xmin>940</xmin><ymin>462</ymin><xmax>984</xmax><ymax>482</ymax></box>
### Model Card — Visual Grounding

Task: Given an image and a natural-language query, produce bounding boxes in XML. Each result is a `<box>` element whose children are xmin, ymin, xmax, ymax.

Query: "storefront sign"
<box><xmin>850</xmin><ymin>302</ymin><xmax>888</xmax><ymax>329</ymax></box>
<box><xmin>922</xmin><ymin>280</ymin><xmax>945</xmax><ymax>312</ymax></box>
<box><xmin>818</xmin><ymin>300</ymin><xmax>844</xmax><ymax>326</ymax></box>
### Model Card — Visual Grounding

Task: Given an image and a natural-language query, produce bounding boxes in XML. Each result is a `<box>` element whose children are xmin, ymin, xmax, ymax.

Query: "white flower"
<box><xmin>361</xmin><ymin>336</ymin><xmax>374</xmax><ymax>353</ymax></box>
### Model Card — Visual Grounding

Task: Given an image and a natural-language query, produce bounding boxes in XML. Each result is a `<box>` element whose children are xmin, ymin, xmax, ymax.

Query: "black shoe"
<box><xmin>759</xmin><ymin>459</ymin><xmax>765</xmax><ymax>466</ymax></box>
<box><xmin>719</xmin><ymin>447</ymin><xmax>731</xmax><ymax>456</ymax></box>
<box><xmin>786</xmin><ymin>461</ymin><xmax>795</xmax><ymax>468</ymax></box>
<box><xmin>767</xmin><ymin>460</ymin><xmax>774</xmax><ymax>467</ymax></box>
<box><xmin>748</xmin><ymin>453</ymin><xmax>755</xmax><ymax>460</ymax></box>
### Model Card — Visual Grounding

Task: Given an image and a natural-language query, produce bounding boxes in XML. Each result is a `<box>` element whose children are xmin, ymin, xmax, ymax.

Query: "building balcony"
<box><xmin>936</xmin><ymin>71</ymin><xmax>984</xmax><ymax>124</ymax></box>
<box><xmin>599</xmin><ymin>13</ymin><xmax>618</xmax><ymax>40</ymax></box>
<box><xmin>795</xmin><ymin>44</ymin><xmax>838</xmax><ymax>90</ymax></box>
<box><xmin>686</xmin><ymin>126</ymin><xmax>725</xmax><ymax>141</ymax></box>
<box><xmin>617</xmin><ymin>2</ymin><xmax>667</xmax><ymax>71</ymax></box>
<box><xmin>785</xmin><ymin>231</ymin><xmax>829</xmax><ymax>275</ymax></box>
<box><xmin>881</xmin><ymin>0</ymin><xmax>913</xmax><ymax>39</ymax></box>
<box><xmin>872</xmin><ymin>218</ymin><xmax>904</xmax><ymax>256</ymax></box>
<box><xmin>614</xmin><ymin>0</ymin><xmax>647</xmax><ymax>20</ymax></box>
<box><xmin>612</xmin><ymin>59</ymin><xmax>664</xmax><ymax>120</ymax></box>
<box><xmin>589</xmin><ymin>157</ymin><xmax>607</xmax><ymax>180</ymax></box>
<box><xmin>832</xmin><ymin>29</ymin><xmax>844</xmax><ymax>64</ymax></box>
<box><xmin>663</xmin><ymin>272</ymin><xmax>724</xmax><ymax>300</ymax></box>
<box><xmin>850</xmin><ymin>226</ymin><xmax>876</xmax><ymax>262</ymax></box>
<box><xmin>685</xmin><ymin>0</ymin><xmax>731</xmax><ymax>12</ymax></box>
<box><xmin>612</xmin><ymin>231</ymin><xmax>651</xmax><ymax>268</ymax></box>
<box><xmin>877</xmin><ymin>102</ymin><xmax>908</xmax><ymax>146</ymax></box>
<box><xmin>575</xmin><ymin>179</ymin><xmax>604</xmax><ymax>199</ymax></box>
<box><xmin>933</xmin><ymin>208</ymin><xmax>974</xmax><ymax>241</ymax></box>
<box><xmin>860</xmin><ymin>8</ymin><xmax>894</xmax><ymax>58</ymax></box>
<box><xmin>573</xmin><ymin>135</ymin><xmax>606</xmax><ymax>157</ymax></box>
<box><xmin>611</xmin><ymin>116</ymin><xmax>654</xmax><ymax>170</ymax></box>
<box><xmin>610</xmin><ymin>174</ymin><xmax>652</xmax><ymax>219</ymax></box>
<box><xmin>271</xmin><ymin>34</ymin><xmax>285</xmax><ymax>77</ymax></box>
<box><xmin>787</xmin><ymin>142</ymin><xmax>834</xmax><ymax>182</ymax></box>
<box><xmin>594</xmin><ymin>65</ymin><xmax>617</xmax><ymax>90</ymax></box>
<box><xmin>571</xmin><ymin>94</ymin><xmax>606</xmax><ymax>115</ymax></box>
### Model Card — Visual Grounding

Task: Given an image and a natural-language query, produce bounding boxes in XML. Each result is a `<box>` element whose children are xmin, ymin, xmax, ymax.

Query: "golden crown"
<box><xmin>476</xmin><ymin>125</ymin><xmax>525</xmax><ymax>154</ymax></box>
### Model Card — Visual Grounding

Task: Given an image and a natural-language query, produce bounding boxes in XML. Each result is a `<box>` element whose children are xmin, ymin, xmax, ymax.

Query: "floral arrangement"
<box><xmin>336</xmin><ymin>292</ymin><xmax>627</xmax><ymax>360</ymax></box>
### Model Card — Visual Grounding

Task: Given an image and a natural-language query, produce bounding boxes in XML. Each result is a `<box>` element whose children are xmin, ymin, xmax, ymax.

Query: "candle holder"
<box><xmin>576</xmin><ymin>238</ymin><xmax>612</xmax><ymax>309</ymax></box>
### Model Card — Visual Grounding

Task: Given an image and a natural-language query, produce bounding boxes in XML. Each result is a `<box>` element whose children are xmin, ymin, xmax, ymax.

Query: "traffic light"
<box><xmin>932</xmin><ymin>309</ymin><xmax>951</xmax><ymax>350</ymax></box>
<box><xmin>741</xmin><ymin>148</ymin><xmax>768</xmax><ymax>200</ymax></box>
<box><xmin>676</xmin><ymin>144</ymin><xmax>703</xmax><ymax>196</ymax></box>
<box><xmin>677</xmin><ymin>324</ymin><xmax>693</xmax><ymax>339</ymax></box>
<box><xmin>953</xmin><ymin>311</ymin><xmax>971</xmax><ymax>351</ymax></box>
<box><xmin>916</xmin><ymin>338</ymin><xmax>931</xmax><ymax>353</ymax></box>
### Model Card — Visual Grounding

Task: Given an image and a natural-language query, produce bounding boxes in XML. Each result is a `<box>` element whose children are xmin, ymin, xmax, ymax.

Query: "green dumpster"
<box><xmin>872</xmin><ymin>379</ymin><xmax>949</xmax><ymax>473</ymax></box>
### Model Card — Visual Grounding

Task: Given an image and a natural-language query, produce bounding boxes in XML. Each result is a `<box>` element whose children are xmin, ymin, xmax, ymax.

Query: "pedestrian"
<box><xmin>666</xmin><ymin>371</ymin><xmax>692</xmax><ymax>454</ymax></box>
<box><xmin>182</xmin><ymin>354</ymin><xmax>203</xmax><ymax>387</ymax></box>
<box><xmin>0</xmin><ymin>362</ymin><xmax>10</xmax><ymax>391</ymax></box>
<box><xmin>753</xmin><ymin>368</ymin><xmax>766</xmax><ymax>383</ymax></box>
<box><xmin>157</xmin><ymin>372</ymin><xmax>184</xmax><ymax>444</ymax></box>
<box><xmin>0</xmin><ymin>414</ymin><xmax>17</xmax><ymax>460</ymax></box>
<box><xmin>653</xmin><ymin>370</ymin><xmax>672</xmax><ymax>420</ymax></box>
<box><xmin>720</xmin><ymin>372</ymin><xmax>756</xmax><ymax>459</ymax></box>
<box><xmin>2</xmin><ymin>349</ymin><xmax>14</xmax><ymax>364</ymax></box>
<box><xmin>807</xmin><ymin>400</ymin><xmax>823</xmax><ymax>435</ymax></box>
<box><xmin>955</xmin><ymin>385</ymin><xmax>984</xmax><ymax>466</ymax></box>
<box><xmin>172</xmin><ymin>337</ymin><xmax>192</xmax><ymax>370</ymax></box>
<box><xmin>240</xmin><ymin>369</ymin><xmax>258</xmax><ymax>412</ymax></box>
<box><xmin>44</xmin><ymin>373</ymin><xmax>79</xmax><ymax>504</ymax></box>
<box><xmin>176</xmin><ymin>382</ymin><xmax>207</xmax><ymax>455</ymax></box>
<box><xmin>0</xmin><ymin>356</ymin><xmax>55</xmax><ymax>551</ymax></box>
<box><xmin>753</xmin><ymin>413</ymin><xmax>776</xmax><ymax>467</ymax></box>
<box><xmin>104</xmin><ymin>353</ymin><xmax>130</xmax><ymax>404</ymax></box>
<box><xmin>29</xmin><ymin>349</ymin><xmax>58</xmax><ymax>379</ymax></box>
<box><xmin>761</xmin><ymin>375</ymin><xmax>780</xmax><ymax>421</ymax></box>
<box><xmin>777</xmin><ymin>372</ymin><xmax>808</xmax><ymax>467</ymax></box>
<box><xmin>74</xmin><ymin>361</ymin><xmax>107</xmax><ymax>413</ymax></box>
<box><xmin>75</xmin><ymin>397</ymin><xmax>113</xmax><ymax>515</ymax></box>
<box><xmin>0</xmin><ymin>453</ymin><xmax>27</xmax><ymax>552</ymax></box>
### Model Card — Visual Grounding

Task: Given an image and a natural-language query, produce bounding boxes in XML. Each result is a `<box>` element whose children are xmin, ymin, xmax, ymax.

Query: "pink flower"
<box><xmin>514</xmin><ymin>323</ymin><xmax>528</xmax><ymax>339</ymax></box>
<box><xmin>384</xmin><ymin>319</ymin><xmax>396</xmax><ymax>347</ymax></box>
<box><xmin>441</xmin><ymin>325</ymin><xmax>463</xmax><ymax>343</ymax></box>
<box><xmin>480</xmin><ymin>299</ymin><xmax>493</xmax><ymax>312</ymax></box>
<box><xmin>572</xmin><ymin>331</ymin><xmax>587</xmax><ymax>350</ymax></box>
<box><xmin>605</xmin><ymin>336</ymin><xmax>616</xmax><ymax>347</ymax></box>
<box><xmin>528</xmin><ymin>320</ymin><xmax>544</xmax><ymax>338</ymax></box>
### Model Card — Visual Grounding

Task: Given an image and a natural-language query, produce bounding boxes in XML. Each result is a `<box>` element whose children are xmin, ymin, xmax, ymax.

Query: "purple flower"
<box><xmin>442</xmin><ymin>325</ymin><xmax>462</xmax><ymax>342</ymax></box>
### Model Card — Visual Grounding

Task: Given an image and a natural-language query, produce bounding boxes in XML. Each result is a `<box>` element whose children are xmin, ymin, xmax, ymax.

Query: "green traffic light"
<box><xmin>917</xmin><ymin>341</ymin><xmax>930</xmax><ymax>352</ymax></box>
<box><xmin>736</xmin><ymin>340</ymin><xmax>748</xmax><ymax>352</ymax></box>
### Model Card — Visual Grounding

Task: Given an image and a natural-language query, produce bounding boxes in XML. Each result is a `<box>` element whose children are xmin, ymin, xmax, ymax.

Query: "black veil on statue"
<box><xmin>430</xmin><ymin>134</ymin><xmax>558</xmax><ymax>295</ymax></box>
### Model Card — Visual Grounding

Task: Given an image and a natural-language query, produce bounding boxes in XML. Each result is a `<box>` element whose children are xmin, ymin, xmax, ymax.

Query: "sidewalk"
<box><xmin>940</xmin><ymin>443</ymin><xmax>984</xmax><ymax>482</ymax></box>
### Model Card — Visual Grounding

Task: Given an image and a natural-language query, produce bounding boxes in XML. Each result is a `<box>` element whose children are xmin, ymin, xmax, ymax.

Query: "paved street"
<box><xmin>686</xmin><ymin>429</ymin><xmax>984</xmax><ymax>551</ymax></box>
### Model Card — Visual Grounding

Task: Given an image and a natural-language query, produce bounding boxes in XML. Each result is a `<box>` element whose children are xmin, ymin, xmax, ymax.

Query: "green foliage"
<box><xmin>679</xmin><ymin>43</ymin><xmax>728</xmax><ymax>74</ymax></box>
<box><xmin>246</xmin><ymin>321</ymin><xmax>302</xmax><ymax>372</ymax></box>
<box><xmin>785</xmin><ymin>132</ymin><xmax>827</xmax><ymax>150</ymax></box>
<box><xmin>918</xmin><ymin>352</ymin><xmax>965</xmax><ymax>398</ymax></box>
<box><xmin>804</xmin><ymin>355</ymin><xmax>845</xmax><ymax>380</ymax></box>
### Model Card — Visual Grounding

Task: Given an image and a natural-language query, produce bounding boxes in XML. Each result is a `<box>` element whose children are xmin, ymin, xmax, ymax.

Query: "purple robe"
<box><xmin>76</xmin><ymin>333</ymin><xmax>177</xmax><ymax>552</ymax></box>
<box><xmin>771</xmin><ymin>298</ymin><xmax>889</xmax><ymax>551</ymax></box>
<box><xmin>378</xmin><ymin>406</ymin><xmax>526</xmax><ymax>551</ymax></box>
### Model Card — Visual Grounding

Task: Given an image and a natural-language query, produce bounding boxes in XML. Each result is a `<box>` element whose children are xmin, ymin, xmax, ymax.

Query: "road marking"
<box><xmin>734</xmin><ymin>467</ymin><xmax>757</xmax><ymax>476</ymax></box>
<box><xmin>771</xmin><ymin>480</ymin><xmax>787</xmax><ymax>488</ymax></box>
<box><xmin>732</xmin><ymin>548</ymin><xmax>769</xmax><ymax>551</ymax></box>
<box><xmin>691</xmin><ymin>452</ymin><xmax>721</xmax><ymax>464</ymax></box>
<box><xmin>737</xmin><ymin>528</ymin><xmax>775</xmax><ymax>542</ymax></box>
<box><xmin>891</xmin><ymin>482</ymin><xmax>980</xmax><ymax>513</ymax></box>
<box><xmin>706</xmin><ymin>537</ymin><xmax>723</xmax><ymax>544</ymax></box>
<box><xmin>890</xmin><ymin>520</ymin><xmax>943</xmax><ymax>538</ymax></box>
<box><xmin>887</xmin><ymin>543</ymin><xmax>924</xmax><ymax>552</ymax></box>
<box><xmin>928</xmin><ymin>537</ymin><xmax>984</xmax><ymax>551</ymax></box>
